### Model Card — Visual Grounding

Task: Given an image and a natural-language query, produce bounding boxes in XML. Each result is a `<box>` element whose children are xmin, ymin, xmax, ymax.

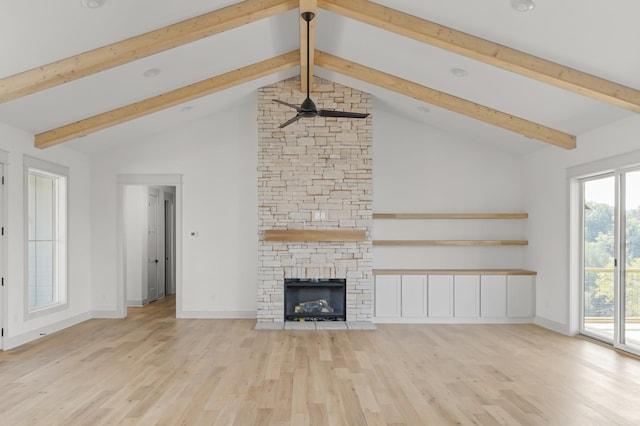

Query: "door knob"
<box><xmin>155</xmin><ymin>259</ymin><xmax>159</xmax><ymax>263</ymax></box>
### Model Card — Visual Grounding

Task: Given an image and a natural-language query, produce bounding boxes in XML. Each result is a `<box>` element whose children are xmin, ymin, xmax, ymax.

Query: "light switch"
<box><xmin>313</xmin><ymin>211</ymin><xmax>327</xmax><ymax>221</ymax></box>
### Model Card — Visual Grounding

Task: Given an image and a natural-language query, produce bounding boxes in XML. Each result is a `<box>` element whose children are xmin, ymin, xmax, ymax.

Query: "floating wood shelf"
<box><xmin>373</xmin><ymin>213</ymin><xmax>528</xmax><ymax>219</ymax></box>
<box><xmin>373</xmin><ymin>240</ymin><xmax>528</xmax><ymax>246</ymax></box>
<box><xmin>264</xmin><ymin>229</ymin><xmax>366</xmax><ymax>242</ymax></box>
<box><xmin>374</xmin><ymin>269</ymin><xmax>537</xmax><ymax>276</ymax></box>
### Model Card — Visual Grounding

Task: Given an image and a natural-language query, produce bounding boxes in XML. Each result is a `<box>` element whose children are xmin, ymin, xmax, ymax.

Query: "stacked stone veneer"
<box><xmin>257</xmin><ymin>76</ymin><xmax>373</xmax><ymax>322</ymax></box>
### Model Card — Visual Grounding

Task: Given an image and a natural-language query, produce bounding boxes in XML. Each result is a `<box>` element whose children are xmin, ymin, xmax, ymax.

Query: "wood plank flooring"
<box><xmin>1</xmin><ymin>297</ymin><xmax>640</xmax><ymax>425</ymax></box>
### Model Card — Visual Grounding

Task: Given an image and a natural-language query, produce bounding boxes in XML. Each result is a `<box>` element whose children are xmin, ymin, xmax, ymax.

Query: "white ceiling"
<box><xmin>0</xmin><ymin>0</ymin><xmax>638</xmax><ymax>156</ymax></box>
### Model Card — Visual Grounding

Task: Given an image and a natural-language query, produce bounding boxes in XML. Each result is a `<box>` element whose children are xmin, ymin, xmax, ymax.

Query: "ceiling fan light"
<box><xmin>510</xmin><ymin>0</ymin><xmax>535</xmax><ymax>12</ymax></box>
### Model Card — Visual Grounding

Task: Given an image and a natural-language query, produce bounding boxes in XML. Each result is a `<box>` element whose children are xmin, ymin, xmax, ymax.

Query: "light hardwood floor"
<box><xmin>1</xmin><ymin>297</ymin><xmax>639</xmax><ymax>425</ymax></box>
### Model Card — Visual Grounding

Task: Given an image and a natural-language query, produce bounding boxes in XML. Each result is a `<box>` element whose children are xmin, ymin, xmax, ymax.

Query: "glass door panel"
<box><xmin>623</xmin><ymin>171</ymin><xmax>640</xmax><ymax>351</ymax></box>
<box><xmin>583</xmin><ymin>175</ymin><xmax>615</xmax><ymax>341</ymax></box>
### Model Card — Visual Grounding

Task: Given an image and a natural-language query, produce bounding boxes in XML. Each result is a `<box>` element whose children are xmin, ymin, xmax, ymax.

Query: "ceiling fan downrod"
<box><xmin>301</xmin><ymin>11</ymin><xmax>315</xmax><ymax>100</ymax></box>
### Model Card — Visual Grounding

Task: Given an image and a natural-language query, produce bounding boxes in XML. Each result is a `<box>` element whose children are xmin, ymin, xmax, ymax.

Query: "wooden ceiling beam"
<box><xmin>35</xmin><ymin>51</ymin><xmax>299</xmax><ymax>149</ymax></box>
<box><xmin>315</xmin><ymin>51</ymin><xmax>576</xmax><ymax>149</ymax></box>
<box><xmin>0</xmin><ymin>0</ymin><xmax>297</xmax><ymax>104</ymax></box>
<box><xmin>318</xmin><ymin>0</ymin><xmax>640</xmax><ymax>113</ymax></box>
<box><xmin>299</xmin><ymin>0</ymin><xmax>318</xmax><ymax>93</ymax></box>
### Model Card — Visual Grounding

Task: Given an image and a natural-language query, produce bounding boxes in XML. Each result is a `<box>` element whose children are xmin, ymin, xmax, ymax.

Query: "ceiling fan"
<box><xmin>273</xmin><ymin>11</ymin><xmax>370</xmax><ymax>128</ymax></box>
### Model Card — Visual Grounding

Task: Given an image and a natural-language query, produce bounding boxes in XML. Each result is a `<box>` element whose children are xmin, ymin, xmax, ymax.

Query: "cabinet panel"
<box><xmin>375</xmin><ymin>275</ymin><xmax>401</xmax><ymax>318</ymax></box>
<box><xmin>428</xmin><ymin>275</ymin><xmax>454</xmax><ymax>318</ymax></box>
<box><xmin>481</xmin><ymin>276</ymin><xmax>507</xmax><ymax>317</ymax></box>
<box><xmin>402</xmin><ymin>275</ymin><xmax>427</xmax><ymax>317</ymax></box>
<box><xmin>508</xmin><ymin>276</ymin><xmax>534</xmax><ymax>317</ymax></box>
<box><xmin>454</xmin><ymin>275</ymin><xmax>480</xmax><ymax>318</ymax></box>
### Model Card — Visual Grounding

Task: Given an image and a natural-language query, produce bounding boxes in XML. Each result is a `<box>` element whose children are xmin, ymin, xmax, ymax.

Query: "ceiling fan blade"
<box><xmin>279</xmin><ymin>114</ymin><xmax>303</xmax><ymax>128</ymax></box>
<box><xmin>319</xmin><ymin>110</ymin><xmax>370</xmax><ymax>119</ymax></box>
<box><xmin>273</xmin><ymin>99</ymin><xmax>301</xmax><ymax>111</ymax></box>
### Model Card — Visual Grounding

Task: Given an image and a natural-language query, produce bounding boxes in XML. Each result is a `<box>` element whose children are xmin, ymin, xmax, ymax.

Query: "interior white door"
<box><xmin>147</xmin><ymin>189</ymin><xmax>159</xmax><ymax>303</ymax></box>
<box><xmin>164</xmin><ymin>195</ymin><xmax>176</xmax><ymax>295</ymax></box>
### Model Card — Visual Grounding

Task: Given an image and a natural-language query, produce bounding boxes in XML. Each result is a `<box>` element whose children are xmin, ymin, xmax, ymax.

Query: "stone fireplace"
<box><xmin>256</xmin><ymin>76</ymin><xmax>373</xmax><ymax>327</ymax></box>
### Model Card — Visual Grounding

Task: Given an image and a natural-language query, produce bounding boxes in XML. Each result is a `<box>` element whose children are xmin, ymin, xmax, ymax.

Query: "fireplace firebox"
<box><xmin>284</xmin><ymin>278</ymin><xmax>346</xmax><ymax>321</ymax></box>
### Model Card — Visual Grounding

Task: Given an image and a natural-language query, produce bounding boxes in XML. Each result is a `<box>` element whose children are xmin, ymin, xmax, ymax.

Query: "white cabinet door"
<box><xmin>428</xmin><ymin>275</ymin><xmax>454</xmax><ymax>318</ymax></box>
<box><xmin>454</xmin><ymin>275</ymin><xmax>480</xmax><ymax>318</ymax></box>
<box><xmin>481</xmin><ymin>276</ymin><xmax>507</xmax><ymax>318</ymax></box>
<box><xmin>508</xmin><ymin>276</ymin><xmax>534</xmax><ymax>318</ymax></box>
<box><xmin>375</xmin><ymin>275</ymin><xmax>401</xmax><ymax>318</ymax></box>
<box><xmin>402</xmin><ymin>275</ymin><xmax>427</xmax><ymax>317</ymax></box>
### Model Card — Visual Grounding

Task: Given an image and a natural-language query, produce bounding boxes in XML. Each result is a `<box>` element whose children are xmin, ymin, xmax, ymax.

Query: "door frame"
<box><xmin>575</xmin><ymin>172</ymin><xmax>617</xmax><ymax>343</ymax></box>
<box><xmin>116</xmin><ymin>174</ymin><xmax>182</xmax><ymax>318</ymax></box>
<box><xmin>0</xmin><ymin>155</ymin><xmax>6</xmax><ymax>350</ymax></box>
<box><xmin>569</xmin><ymin>150</ymin><xmax>640</xmax><ymax>338</ymax></box>
<box><xmin>614</xmin><ymin>165</ymin><xmax>640</xmax><ymax>355</ymax></box>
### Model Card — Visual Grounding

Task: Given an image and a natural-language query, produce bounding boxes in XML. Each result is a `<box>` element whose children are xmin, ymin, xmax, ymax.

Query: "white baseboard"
<box><xmin>535</xmin><ymin>316</ymin><xmax>572</xmax><ymax>336</ymax></box>
<box><xmin>178</xmin><ymin>310</ymin><xmax>257</xmax><ymax>319</ymax></box>
<box><xmin>373</xmin><ymin>317</ymin><xmax>534</xmax><ymax>324</ymax></box>
<box><xmin>126</xmin><ymin>300</ymin><xmax>145</xmax><ymax>307</ymax></box>
<box><xmin>4</xmin><ymin>312</ymin><xmax>92</xmax><ymax>350</ymax></box>
<box><xmin>91</xmin><ymin>310</ymin><xmax>126</xmax><ymax>319</ymax></box>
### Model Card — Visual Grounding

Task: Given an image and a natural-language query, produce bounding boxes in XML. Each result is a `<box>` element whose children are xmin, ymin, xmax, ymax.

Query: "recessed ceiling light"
<box><xmin>81</xmin><ymin>0</ymin><xmax>105</xmax><ymax>8</ymax></box>
<box><xmin>511</xmin><ymin>0</ymin><xmax>535</xmax><ymax>12</ymax></box>
<box><xmin>143</xmin><ymin>68</ymin><xmax>161</xmax><ymax>78</ymax></box>
<box><xmin>450</xmin><ymin>68</ymin><xmax>468</xmax><ymax>78</ymax></box>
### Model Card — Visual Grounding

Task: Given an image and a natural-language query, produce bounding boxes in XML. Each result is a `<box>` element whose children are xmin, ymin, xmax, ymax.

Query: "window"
<box><xmin>25</xmin><ymin>157</ymin><xmax>67</xmax><ymax>314</ymax></box>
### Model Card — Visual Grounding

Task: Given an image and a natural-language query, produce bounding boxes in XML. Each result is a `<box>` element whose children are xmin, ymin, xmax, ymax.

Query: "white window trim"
<box><xmin>23</xmin><ymin>156</ymin><xmax>69</xmax><ymax>320</ymax></box>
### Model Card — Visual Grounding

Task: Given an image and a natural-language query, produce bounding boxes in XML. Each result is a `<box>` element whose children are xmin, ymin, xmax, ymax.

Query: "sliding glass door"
<box><xmin>581</xmin><ymin>169</ymin><xmax>640</xmax><ymax>354</ymax></box>
<box><xmin>582</xmin><ymin>174</ymin><xmax>615</xmax><ymax>341</ymax></box>
<box><xmin>622</xmin><ymin>171</ymin><xmax>640</xmax><ymax>352</ymax></box>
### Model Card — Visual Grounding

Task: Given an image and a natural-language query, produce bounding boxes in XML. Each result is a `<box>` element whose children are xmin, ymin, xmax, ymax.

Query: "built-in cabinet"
<box><xmin>373</xmin><ymin>212</ymin><xmax>535</xmax><ymax>323</ymax></box>
<box><xmin>374</xmin><ymin>273</ymin><xmax>534</xmax><ymax>323</ymax></box>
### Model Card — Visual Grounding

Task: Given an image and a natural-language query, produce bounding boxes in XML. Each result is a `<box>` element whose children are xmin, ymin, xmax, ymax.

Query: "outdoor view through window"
<box><xmin>583</xmin><ymin>171</ymin><xmax>640</xmax><ymax>351</ymax></box>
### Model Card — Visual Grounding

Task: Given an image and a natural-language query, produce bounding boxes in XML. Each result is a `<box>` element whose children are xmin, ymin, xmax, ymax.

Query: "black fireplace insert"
<box><xmin>284</xmin><ymin>278</ymin><xmax>346</xmax><ymax>321</ymax></box>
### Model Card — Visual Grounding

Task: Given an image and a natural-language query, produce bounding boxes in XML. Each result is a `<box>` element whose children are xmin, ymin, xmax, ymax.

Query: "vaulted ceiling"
<box><xmin>1</xmin><ymin>0</ymin><xmax>639</xmax><ymax>155</ymax></box>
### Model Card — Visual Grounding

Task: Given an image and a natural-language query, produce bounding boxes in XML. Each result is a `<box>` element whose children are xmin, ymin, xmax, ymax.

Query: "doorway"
<box><xmin>579</xmin><ymin>168</ymin><xmax>640</xmax><ymax>355</ymax></box>
<box><xmin>117</xmin><ymin>174</ymin><xmax>182</xmax><ymax>317</ymax></box>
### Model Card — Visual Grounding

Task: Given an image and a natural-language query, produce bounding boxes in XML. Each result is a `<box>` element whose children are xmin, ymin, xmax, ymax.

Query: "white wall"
<box><xmin>525</xmin><ymin>114</ymin><xmax>640</xmax><ymax>334</ymax></box>
<box><xmin>124</xmin><ymin>185</ymin><xmax>146</xmax><ymax>306</ymax></box>
<box><xmin>0</xmin><ymin>122</ymin><xmax>92</xmax><ymax>349</ymax></box>
<box><xmin>91</xmin><ymin>101</ymin><xmax>258</xmax><ymax>317</ymax></box>
<box><xmin>373</xmin><ymin>109</ymin><xmax>527</xmax><ymax>270</ymax></box>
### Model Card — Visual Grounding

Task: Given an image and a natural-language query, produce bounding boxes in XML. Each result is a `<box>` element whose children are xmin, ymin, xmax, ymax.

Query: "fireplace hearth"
<box><xmin>284</xmin><ymin>278</ymin><xmax>346</xmax><ymax>321</ymax></box>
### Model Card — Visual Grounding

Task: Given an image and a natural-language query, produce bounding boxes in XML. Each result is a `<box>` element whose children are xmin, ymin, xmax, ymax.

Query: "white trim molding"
<box><xmin>178</xmin><ymin>310</ymin><xmax>257</xmax><ymax>319</ymax></box>
<box><xmin>4</xmin><ymin>312</ymin><xmax>91</xmax><ymax>350</ymax></box>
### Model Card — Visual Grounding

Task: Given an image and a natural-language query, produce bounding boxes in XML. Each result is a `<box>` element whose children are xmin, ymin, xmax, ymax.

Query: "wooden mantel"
<box><xmin>264</xmin><ymin>229</ymin><xmax>366</xmax><ymax>242</ymax></box>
